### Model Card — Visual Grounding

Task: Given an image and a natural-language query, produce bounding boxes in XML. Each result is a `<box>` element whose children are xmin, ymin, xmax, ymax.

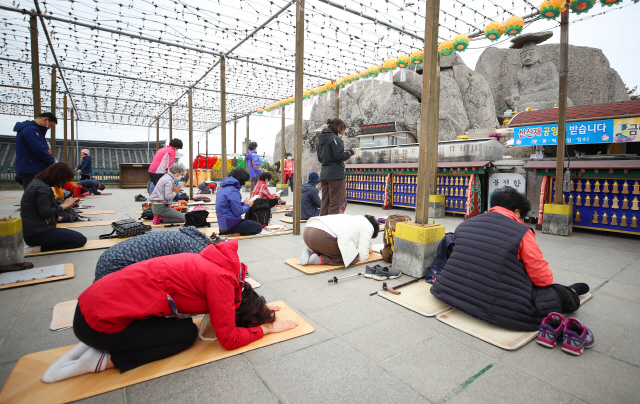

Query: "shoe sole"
<box><xmin>363</xmin><ymin>274</ymin><xmax>374</xmax><ymax>278</ymax></box>
<box><xmin>561</xmin><ymin>345</ymin><xmax>584</xmax><ymax>355</ymax></box>
<box><xmin>372</xmin><ymin>274</ymin><xmax>401</xmax><ymax>281</ymax></box>
<box><xmin>536</xmin><ymin>338</ymin><xmax>557</xmax><ymax>348</ymax></box>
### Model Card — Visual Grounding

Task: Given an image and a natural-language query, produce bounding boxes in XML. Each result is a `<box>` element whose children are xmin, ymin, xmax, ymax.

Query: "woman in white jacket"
<box><xmin>297</xmin><ymin>214</ymin><xmax>379</xmax><ymax>267</ymax></box>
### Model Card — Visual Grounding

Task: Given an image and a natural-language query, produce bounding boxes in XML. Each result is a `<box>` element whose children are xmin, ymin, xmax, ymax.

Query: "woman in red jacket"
<box><xmin>41</xmin><ymin>239</ymin><xmax>298</xmax><ymax>383</ymax></box>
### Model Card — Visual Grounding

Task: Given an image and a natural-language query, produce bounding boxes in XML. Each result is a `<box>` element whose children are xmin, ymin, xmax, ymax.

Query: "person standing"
<box><xmin>76</xmin><ymin>149</ymin><xmax>92</xmax><ymax>180</ymax></box>
<box><xmin>148</xmin><ymin>138</ymin><xmax>183</xmax><ymax>186</ymax></box>
<box><xmin>13</xmin><ymin>112</ymin><xmax>57</xmax><ymax>190</ymax></box>
<box><xmin>284</xmin><ymin>153</ymin><xmax>294</xmax><ymax>192</ymax></box>
<box><xmin>316</xmin><ymin>118</ymin><xmax>355</xmax><ymax>215</ymax></box>
<box><xmin>246</xmin><ymin>142</ymin><xmax>262</xmax><ymax>192</ymax></box>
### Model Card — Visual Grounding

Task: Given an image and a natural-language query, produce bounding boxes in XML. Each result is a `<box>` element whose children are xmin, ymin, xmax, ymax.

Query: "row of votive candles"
<box><xmin>567</xmin><ymin>195</ymin><xmax>640</xmax><ymax>210</ymax></box>
<box><xmin>438</xmin><ymin>187</ymin><xmax>466</xmax><ymax>197</ymax></box>
<box><xmin>348</xmin><ymin>182</ymin><xmax>384</xmax><ymax>191</ymax></box>
<box><xmin>394</xmin><ymin>184</ymin><xmax>416</xmax><ymax>193</ymax></box>
<box><xmin>348</xmin><ymin>191</ymin><xmax>381</xmax><ymax>200</ymax></box>
<box><xmin>571</xmin><ymin>180</ymin><xmax>640</xmax><ymax>194</ymax></box>
<box><xmin>438</xmin><ymin>176</ymin><xmax>469</xmax><ymax>186</ymax></box>
<box><xmin>394</xmin><ymin>176</ymin><xmax>417</xmax><ymax>184</ymax></box>
<box><xmin>347</xmin><ymin>174</ymin><xmax>386</xmax><ymax>182</ymax></box>
<box><xmin>447</xmin><ymin>199</ymin><xmax>466</xmax><ymax>209</ymax></box>
<box><xmin>394</xmin><ymin>195</ymin><xmax>415</xmax><ymax>204</ymax></box>
<box><xmin>576</xmin><ymin>210</ymin><xmax>638</xmax><ymax>227</ymax></box>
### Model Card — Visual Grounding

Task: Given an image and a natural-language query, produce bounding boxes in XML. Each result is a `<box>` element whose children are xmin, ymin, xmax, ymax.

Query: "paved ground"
<box><xmin>0</xmin><ymin>186</ymin><xmax>639</xmax><ymax>404</ymax></box>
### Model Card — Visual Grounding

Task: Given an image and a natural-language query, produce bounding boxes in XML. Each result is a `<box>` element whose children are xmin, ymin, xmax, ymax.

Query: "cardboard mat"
<box><xmin>57</xmin><ymin>220</ymin><xmax>115</xmax><ymax>229</ymax></box>
<box><xmin>49</xmin><ymin>300</ymin><xmax>78</xmax><ymax>331</ymax></box>
<box><xmin>436</xmin><ymin>293</ymin><xmax>593</xmax><ymax>351</ymax></box>
<box><xmin>0</xmin><ymin>302</ymin><xmax>314</xmax><ymax>404</ymax></box>
<box><xmin>82</xmin><ymin>195</ymin><xmax>100</xmax><ymax>198</ymax></box>
<box><xmin>377</xmin><ymin>281</ymin><xmax>451</xmax><ymax>317</ymax></box>
<box><xmin>138</xmin><ymin>217</ymin><xmax>218</xmax><ymax>227</ymax></box>
<box><xmin>199</xmin><ymin>228</ymin><xmax>293</xmax><ymax>239</ymax></box>
<box><xmin>279</xmin><ymin>217</ymin><xmax>307</xmax><ymax>224</ymax></box>
<box><xmin>271</xmin><ymin>208</ymin><xmax>292</xmax><ymax>214</ymax></box>
<box><xmin>0</xmin><ymin>264</ymin><xmax>74</xmax><ymax>291</ymax></box>
<box><xmin>0</xmin><ymin>196</ymin><xmax>17</xmax><ymax>199</ymax></box>
<box><xmin>25</xmin><ymin>239</ymin><xmax>127</xmax><ymax>257</ymax></box>
<box><xmin>77</xmin><ymin>210</ymin><xmax>115</xmax><ymax>215</ymax></box>
<box><xmin>285</xmin><ymin>252</ymin><xmax>383</xmax><ymax>275</ymax></box>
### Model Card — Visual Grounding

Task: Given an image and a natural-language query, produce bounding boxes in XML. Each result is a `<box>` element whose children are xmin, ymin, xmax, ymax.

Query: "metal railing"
<box><xmin>0</xmin><ymin>166</ymin><xmax>120</xmax><ymax>185</ymax></box>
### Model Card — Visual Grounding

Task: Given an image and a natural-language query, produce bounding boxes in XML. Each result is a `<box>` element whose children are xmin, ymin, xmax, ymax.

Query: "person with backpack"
<box><xmin>296</xmin><ymin>214</ymin><xmax>379</xmax><ymax>267</ymax></box>
<box><xmin>317</xmin><ymin>118</ymin><xmax>355</xmax><ymax>215</ymax></box>
<box><xmin>246</xmin><ymin>142</ymin><xmax>262</xmax><ymax>192</ymax></box>
<box><xmin>431</xmin><ymin>187</ymin><xmax>591</xmax><ymax>335</ymax></box>
<box><xmin>75</xmin><ymin>149</ymin><xmax>92</xmax><ymax>180</ymax></box>
<box><xmin>149</xmin><ymin>163</ymin><xmax>186</xmax><ymax>225</ymax></box>
<box><xmin>216</xmin><ymin>168</ymin><xmax>261</xmax><ymax>236</ymax></box>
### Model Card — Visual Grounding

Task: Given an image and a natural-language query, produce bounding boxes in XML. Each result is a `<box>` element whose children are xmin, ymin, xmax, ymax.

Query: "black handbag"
<box><xmin>185</xmin><ymin>210</ymin><xmax>210</xmax><ymax>228</ymax></box>
<box><xmin>100</xmin><ymin>218</ymin><xmax>152</xmax><ymax>239</ymax></box>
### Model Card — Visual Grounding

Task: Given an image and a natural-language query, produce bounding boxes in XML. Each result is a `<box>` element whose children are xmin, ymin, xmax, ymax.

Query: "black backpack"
<box><xmin>139</xmin><ymin>208</ymin><xmax>154</xmax><ymax>221</ymax></box>
<box><xmin>59</xmin><ymin>208</ymin><xmax>86</xmax><ymax>223</ymax></box>
<box><xmin>245</xmin><ymin>198</ymin><xmax>271</xmax><ymax>227</ymax></box>
<box><xmin>184</xmin><ymin>210</ymin><xmax>211</xmax><ymax>228</ymax></box>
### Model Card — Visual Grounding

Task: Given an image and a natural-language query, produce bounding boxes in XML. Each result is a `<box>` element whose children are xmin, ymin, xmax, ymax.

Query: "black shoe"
<box><xmin>135</xmin><ymin>194</ymin><xmax>147</xmax><ymax>202</ymax></box>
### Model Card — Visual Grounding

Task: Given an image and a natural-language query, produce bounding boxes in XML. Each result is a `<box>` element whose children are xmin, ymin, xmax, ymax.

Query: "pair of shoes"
<box><xmin>537</xmin><ymin>313</ymin><xmax>594</xmax><ymax>355</ymax></box>
<box><xmin>372</xmin><ymin>265</ymin><xmax>401</xmax><ymax>281</ymax></box>
<box><xmin>134</xmin><ymin>194</ymin><xmax>147</xmax><ymax>202</ymax></box>
<box><xmin>152</xmin><ymin>215</ymin><xmax>163</xmax><ymax>225</ymax></box>
<box><xmin>364</xmin><ymin>264</ymin><xmax>384</xmax><ymax>278</ymax></box>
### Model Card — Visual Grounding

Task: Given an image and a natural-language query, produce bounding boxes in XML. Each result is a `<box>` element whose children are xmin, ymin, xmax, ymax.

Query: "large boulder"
<box><xmin>476</xmin><ymin>44</ymin><xmax>630</xmax><ymax>114</ymax></box>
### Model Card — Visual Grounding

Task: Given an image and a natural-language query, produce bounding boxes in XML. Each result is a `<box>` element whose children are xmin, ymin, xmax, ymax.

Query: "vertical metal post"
<box><xmin>63</xmin><ymin>94</ymin><xmax>68</xmax><ymax>164</ymax></box>
<box><xmin>415</xmin><ymin>0</ymin><xmax>440</xmax><ymax>224</ymax></box>
<box><xmin>156</xmin><ymin>119</ymin><xmax>160</xmax><ymax>151</ymax></box>
<box><xmin>335</xmin><ymin>88</ymin><xmax>339</xmax><ymax>118</ymax></box>
<box><xmin>169</xmin><ymin>106</ymin><xmax>173</xmax><ymax>141</ymax></box>
<box><xmin>29</xmin><ymin>15</ymin><xmax>41</xmax><ymax>118</ymax></box>
<box><xmin>188</xmin><ymin>89</ymin><xmax>194</xmax><ymax>199</ymax></box>
<box><xmin>293</xmin><ymin>0</ymin><xmax>305</xmax><ymax>235</ymax></box>
<box><xmin>245</xmin><ymin>115</ymin><xmax>250</xmax><ymax>174</ymax></box>
<box><xmin>50</xmin><ymin>67</ymin><xmax>56</xmax><ymax>154</ymax></box>
<box><xmin>234</xmin><ymin>120</ymin><xmax>237</xmax><ymax>154</ymax></box>
<box><xmin>198</xmin><ymin>142</ymin><xmax>200</xmax><ymax>156</ymax></box>
<box><xmin>205</xmin><ymin>132</ymin><xmax>208</xmax><ymax>168</ymax></box>
<box><xmin>220</xmin><ymin>57</ymin><xmax>228</xmax><ymax>179</ymax></box>
<box><xmin>70</xmin><ymin>108</ymin><xmax>75</xmax><ymax>169</ymax></box>
<box><xmin>281</xmin><ymin>107</ymin><xmax>286</xmax><ymax>184</ymax></box>
<box><xmin>554</xmin><ymin>9</ymin><xmax>569</xmax><ymax>205</ymax></box>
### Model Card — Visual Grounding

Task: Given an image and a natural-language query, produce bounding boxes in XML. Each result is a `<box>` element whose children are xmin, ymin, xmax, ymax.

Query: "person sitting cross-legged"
<box><xmin>216</xmin><ymin>168</ymin><xmax>262</xmax><ymax>236</ymax></box>
<box><xmin>149</xmin><ymin>163</ymin><xmax>187</xmax><ymax>225</ymax></box>
<box><xmin>250</xmin><ymin>172</ymin><xmax>284</xmax><ymax>209</ymax></box>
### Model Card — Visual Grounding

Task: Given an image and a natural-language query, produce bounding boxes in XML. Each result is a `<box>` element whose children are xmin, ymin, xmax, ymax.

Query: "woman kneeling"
<box><xmin>42</xmin><ymin>240</ymin><xmax>297</xmax><ymax>382</ymax></box>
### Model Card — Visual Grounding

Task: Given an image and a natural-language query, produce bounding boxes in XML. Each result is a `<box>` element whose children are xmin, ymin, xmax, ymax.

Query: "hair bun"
<box><xmin>326</xmin><ymin>118</ymin><xmax>332</xmax><ymax>125</ymax></box>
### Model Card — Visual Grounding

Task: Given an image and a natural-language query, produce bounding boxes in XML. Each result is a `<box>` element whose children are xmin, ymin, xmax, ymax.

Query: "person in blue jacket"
<box><xmin>76</xmin><ymin>149</ymin><xmax>92</xmax><ymax>180</ymax></box>
<box><xmin>301</xmin><ymin>172</ymin><xmax>322</xmax><ymax>220</ymax></box>
<box><xmin>245</xmin><ymin>142</ymin><xmax>262</xmax><ymax>193</ymax></box>
<box><xmin>13</xmin><ymin>112</ymin><xmax>57</xmax><ymax>190</ymax></box>
<box><xmin>216</xmin><ymin>168</ymin><xmax>261</xmax><ymax>236</ymax></box>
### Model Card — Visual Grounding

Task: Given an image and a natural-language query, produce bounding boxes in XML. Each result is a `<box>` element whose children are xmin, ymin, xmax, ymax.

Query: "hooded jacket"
<box><xmin>94</xmin><ymin>226</ymin><xmax>211</xmax><ymax>282</ymax></box>
<box><xmin>216</xmin><ymin>176</ymin><xmax>250</xmax><ymax>231</ymax></box>
<box><xmin>307</xmin><ymin>214</ymin><xmax>373</xmax><ymax>267</ymax></box>
<box><xmin>246</xmin><ymin>150</ymin><xmax>262</xmax><ymax>178</ymax></box>
<box><xmin>148</xmin><ymin>145</ymin><xmax>176</xmax><ymax>174</ymax></box>
<box><xmin>78</xmin><ymin>155</ymin><xmax>92</xmax><ymax>174</ymax></box>
<box><xmin>13</xmin><ymin>120</ymin><xmax>55</xmax><ymax>174</ymax></box>
<box><xmin>20</xmin><ymin>177</ymin><xmax>62</xmax><ymax>237</ymax></box>
<box><xmin>301</xmin><ymin>183</ymin><xmax>321</xmax><ymax>220</ymax></box>
<box><xmin>78</xmin><ymin>240</ymin><xmax>264</xmax><ymax>350</ymax></box>
<box><xmin>316</xmin><ymin>128</ymin><xmax>353</xmax><ymax>181</ymax></box>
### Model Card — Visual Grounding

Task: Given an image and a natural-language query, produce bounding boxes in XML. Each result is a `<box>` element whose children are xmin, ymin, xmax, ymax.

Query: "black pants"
<box><xmin>550</xmin><ymin>284</ymin><xmax>581</xmax><ymax>314</ymax></box>
<box><xmin>15</xmin><ymin>173</ymin><xmax>36</xmax><ymax>190</ymax></box>
<box><xmin>73</xmin><ymin>305</ymin><xmax>198</xmax><ymax>372</ymax></box>
<box><xmin>80</xmin><ymin>174</ymin><xmax>92</xmax><ymax>181</ymax></box>
<box><xmin>287</xmin><ymin>174</ymin><xmax>294</xmax><ymax>192</ymax></box>
<box><xmin>221</xmin><ymin>219</ymin><xmax>263</xmax><ymax>236</ymax></box>
<box><xmin>23</xmin><ymin>228</ymin><xmax>87</xmax><ymax>252</ymax></box>
<box><xmin>149</xmin><ymin>172</ymin><xmax>164</xmax><ymax>186</ymax></box>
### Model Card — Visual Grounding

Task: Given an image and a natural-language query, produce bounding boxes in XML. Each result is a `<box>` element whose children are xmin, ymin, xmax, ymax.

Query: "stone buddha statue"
<box><xmin>505</xmin><ymin>32</ymin><xmax>573</xmax><ymax>111</ymax></box>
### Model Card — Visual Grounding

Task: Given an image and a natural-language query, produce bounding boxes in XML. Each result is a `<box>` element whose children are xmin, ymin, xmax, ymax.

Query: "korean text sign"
<box><xmin>514</xmin><ymin>120</ymin><xmax>613</xmax><ymax>147</ymax></box>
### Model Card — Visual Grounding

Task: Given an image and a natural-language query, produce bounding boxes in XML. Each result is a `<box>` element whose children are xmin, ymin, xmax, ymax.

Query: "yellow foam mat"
<box><xmin>82</xmin><ymin>195</ymin><xmax>100</xmax><ymax>199</ymax></box>
<box><xmin>49</xmin><ymin>300</ymin><xmax>78</xmax><ymax>331</ymax></box>
<box><xmin>285</xmin><ymin>252</ymin><xmax>383</xmax><ymax>275</ymax></box>
<box><xmin>377</xmin><ymin>281</ymin><xmax>451</xmax><ymax>317</ymax></box>
<box><xmin>279</xmin><ymin>217</ymin><xmax>307</xmax><ymax>224</ymax></box>
<box><xmin>76</xmin><ymin>210</ymin><xmax>115</xmax><ymax>215</ymax></box>
<box><xmin>57</xmin><ymin>220</ymin><xmax>115</xmax><ymax>228</ymax></box>
<box><xmin>271</xmin><ymin>208</ymin><xmax>292</xmax><ymax>214</ymax></box>
<box><xmin>25</xmin><ymin>239</ymin><xmax>127</xmax><ymax>257</ymax></box>
<box><xmin>0</xmin><ymin>302</ymin><xmax>313</xmax><ymax>404</ymax></box>
<box><xmin>199</xmin><ymin>228</ymin><xmax>293</xmax><ymax>239</ymax></box>
<box><xmin>0</xmin><ymin>264</ymin><xmax>74</xmax><ymax>291</ymax></box>
<box><xmin>436</xmin><ymin>293</ymin><xmax>593</xmax><ymax>351</ymax></box>
<box><xmin>0</xmin><ymin>196</ymin><xmax>17</xmax><ymax>199</ymax></box>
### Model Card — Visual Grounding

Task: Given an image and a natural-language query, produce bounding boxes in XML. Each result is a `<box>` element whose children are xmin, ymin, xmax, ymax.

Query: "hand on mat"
<box><xmin>267</xmin><ymin>304</ymin><xmax>281</xmax><ymax>312</ymax></box>
<box><xmin>261</xmin><ymin>319</ymin><xmax>299</xmax><ymax>335</ymax></box>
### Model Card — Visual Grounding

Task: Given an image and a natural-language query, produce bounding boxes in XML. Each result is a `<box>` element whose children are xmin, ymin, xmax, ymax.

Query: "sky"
<box><xmin>1</xmin><ymin>1</ymin><xmax>638</xmax><ymax>163</ymax></box>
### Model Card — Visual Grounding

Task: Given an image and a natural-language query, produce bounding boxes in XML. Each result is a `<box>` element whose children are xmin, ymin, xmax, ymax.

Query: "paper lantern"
<box><xmin>336</xmin><ymin>77</ymin><xmax>346</xmax><ymax>89</ymax></box>
<box><xmin>359</xmin><ymin>68</ymin><xmax>370</xmax><ymax>78</ymax></box>
<box><xmin>484</xmin><ymin>21</ymin><xmax>504</xmax><ymax>42</ymax></box>
<box><xmin>410</xmin><ymin>49</ymin><xmax>424</xmax><ymax>64</ymax></box>
<box><xmin>257</xmin><ymin>108</ymin><xmax>264</xmax><ymax>114</ymax></box>
<box><xmin>599</xmin><ymin>0</ymin><xmax>622</xmax><ymax>5</ymax></box>
<box><xmin>325</xmin><ymin>81</ymin><xmax>336</xmax><ymax>91</ymax></box>
<box><xmin>303</xmin><ymin>89</ymin><xmax>311</xmax><ymax>99</ymax></box>
<box><xmin>570</xmin><ymin>0</ymin><xmax>596</xmax><ymax>13</ymax></box>
<box><xmin>367</xmin><ymin>65</ymin><xmax>380</xmax><ymax>78</ymax></box>
<box><xmin>453</xmin><ymin>34</ymin><xmax>470</xmax><ymax>52</ymax></box>
<box><xmin>317</xmin><ymin>85</ymin><xmax>328</xmax><ymax>95</ymax></box>
<box><xmin>396</xmin><ymin>54</ymin><xmax>410</xmax><ymax>68</ymax></box>
<box><xmin>438</xmin><ymin>40</ymin><xmax>454</xmax><ymax>57</ymax></box>
<box><xmin>503</xmin><ymin>16</ymin><xmax>524</xmax><ymax>36</ymax></box>
<box><xmin>381</xmin><ymin>58</ymin><xmax>398</xmax><ymax>73</ymax></box>
<box><xmin>539</xmin><ymin>0</ymin><xmax>565</xmax><ymax>20</ymax></box>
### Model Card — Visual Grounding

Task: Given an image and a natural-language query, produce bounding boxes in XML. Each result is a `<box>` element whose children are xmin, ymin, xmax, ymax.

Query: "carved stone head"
<box><xmin>520</xmin><ymin>42</ymin><xmax>540</xmax><ymax>67</ymax></box>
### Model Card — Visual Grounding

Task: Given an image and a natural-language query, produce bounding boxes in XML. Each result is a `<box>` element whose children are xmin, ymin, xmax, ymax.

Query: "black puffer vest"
<box><xmin>430</xmin><ymin>211</ymin><xmax>561</xmax><ymax>331</ymax></box>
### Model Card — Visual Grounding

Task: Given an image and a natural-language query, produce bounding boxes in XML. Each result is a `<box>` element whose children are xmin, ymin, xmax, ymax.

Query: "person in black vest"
<box><xmin>431</xmin><ymin>186</ymin><xmax>589</xmax><ymax>332</ymax></box>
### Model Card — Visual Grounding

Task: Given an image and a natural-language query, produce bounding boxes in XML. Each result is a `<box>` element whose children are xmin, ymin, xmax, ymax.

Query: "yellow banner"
<box><xmin>613</xmin><ymin>117</ymin><xmax>640</xmax><ymax>143</ymax></box>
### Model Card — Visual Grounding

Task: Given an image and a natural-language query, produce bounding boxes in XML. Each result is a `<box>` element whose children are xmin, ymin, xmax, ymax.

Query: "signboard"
<box><xmin>361</xmin><ymin>122</ymin><xmax>397</xmax><ymax>135</ymax></box>
<box><xmin>488</xmin><ymin>173</ymin><xmax>526</xmax><ymax>209</ymax></box>
<box><xmin>613</xmin><ymin>117</ymin><xmax>640</xmax><ymax>143</ymax></box>
<box><xmin>514</xmin><ymin>119</ymin><xmax>612</xmax><ymax>147</ymax></box>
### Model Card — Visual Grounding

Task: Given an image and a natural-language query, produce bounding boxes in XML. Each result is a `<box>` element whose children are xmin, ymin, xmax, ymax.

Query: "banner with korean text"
<box><xmin>514</xmin><ymin>120</ymin><xmax>613</xmax><ymax>147</ymax></box>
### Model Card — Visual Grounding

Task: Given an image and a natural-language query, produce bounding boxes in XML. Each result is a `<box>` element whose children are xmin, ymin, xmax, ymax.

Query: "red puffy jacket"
<box><xmin>77</xmin><ymin>239</ymin><xmax>264</xmax><ymax>350</ymax></box>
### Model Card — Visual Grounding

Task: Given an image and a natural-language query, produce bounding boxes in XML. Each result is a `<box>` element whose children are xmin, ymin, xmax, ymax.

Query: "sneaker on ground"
<box><xmin>152</xmin><ymin>215</ymin><xmax>163</xmax><ymax>225</ymax></box>
<box><xmin>561</xmin><ymin>318</ymin><xmax>594</xmax><ymax>356</ymax></box>
<box><xmin>24</xmin><ymin>246</ymin><xmax>41</xmax><ymax>254</ymax></box>
<box><xmin>134</xmin><ymin>194</ymin><xmax>147</xmax><ymax>202</ymax></box>
<box><xmin>537</xmin><ymin>312</ymin><xmax>564</xmax><ymax>348</ymax></box>
<box><xmin>372</xmin><ymin>266</ymin><xmax>401</xmax><ymax>281</ymax></box>
<box><xmin>364</xmin><ymin>264</ymin><xmax>383</xmax><ymax>279</ymax></box>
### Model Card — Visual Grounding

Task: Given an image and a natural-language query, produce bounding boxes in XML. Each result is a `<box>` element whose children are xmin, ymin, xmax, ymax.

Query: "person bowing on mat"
<box><xmin>41</xmin><ymin>239</ymin><xmax>298</xmax><ymax>382</ymax></box>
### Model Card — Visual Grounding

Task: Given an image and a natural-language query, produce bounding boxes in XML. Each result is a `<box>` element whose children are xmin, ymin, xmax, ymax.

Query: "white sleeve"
<box><xmin>356</xmin><ymin>225</ymin><xmax>372</xmax><ymax>262</ymax></box>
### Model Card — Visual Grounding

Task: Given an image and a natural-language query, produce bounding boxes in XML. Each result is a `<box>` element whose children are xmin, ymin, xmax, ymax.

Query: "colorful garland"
<box><xmin>410</xmin><ymin>49</ymin><xmax>424</xmax><ymax>64</ymax></box>
<box><xmin>397</xmin><ymin>54</ymin><xmax>411</xmax><ymax>68</ymax></box>
<box><xmin>539</xmin><ymin>0</ymin><xmax>566</xmax><ymax>20</ymax></box>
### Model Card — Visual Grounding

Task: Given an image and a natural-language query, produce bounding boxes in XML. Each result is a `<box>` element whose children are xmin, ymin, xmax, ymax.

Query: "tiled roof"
<box><xmin>508</xmin><ymin>100</ymin><xmax>640</xmax><ymax>127</ymax></box>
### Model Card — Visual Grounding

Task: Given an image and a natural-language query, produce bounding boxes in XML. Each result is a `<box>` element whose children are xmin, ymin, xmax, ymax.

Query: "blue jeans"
<box><xmin>24</xmin><ymin>228</ymin><xmax>87</xmax><ymax>252</ymax></box>
<box><xmin>220</xmin><ymin>219</ymin><xmax>262</xmax><ymax>236</ymax></box>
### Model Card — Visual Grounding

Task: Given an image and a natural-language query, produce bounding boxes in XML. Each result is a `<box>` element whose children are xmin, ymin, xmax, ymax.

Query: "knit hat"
<box><xmin>307</xmin><ymin>171</ymin><xmax>320</xmax><ymax>185</ymax></box>
<box><xmin>81</xmin><ymin>149</ymin><xmax>90</xmax><ymax>155</ymax></box>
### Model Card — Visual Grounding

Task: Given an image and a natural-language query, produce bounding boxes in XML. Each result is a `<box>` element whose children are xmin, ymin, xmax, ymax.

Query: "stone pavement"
<box><xmin>0</xmin><ymin>187</ymin><xmax>639</xmax><ymax>404</ymax></box>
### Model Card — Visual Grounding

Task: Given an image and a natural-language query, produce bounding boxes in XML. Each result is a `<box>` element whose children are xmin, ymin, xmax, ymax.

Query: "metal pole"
<box><xmin>50</xmin><ymin>67</ymin><xmax>56</xmax><ymax>153</ymax></box>
<box><xmin>233</xmin><ymin>120</ymin><xmax>237</xmax><ymax>154</ymax></box>
<box><xmin>335</xmin><ymin>88</ymin><xmax>339</xmax><ymax>119</ymax></box>
<box><xmin>281</xmin><ymin>107</ymin><xmax>286</xmax><ymax>184</ymax></box>
<box><xmin>220</xmin><ymin>58</ymin><xmax>228</xmax><ymax>179</ymax></box>
<box><xmin>245</xmin><ymin>115</ymin><xmax>250</xmax><ymax>174</ymax></box>
<box><xmin>198</xmin><ymin>142</ymin><xmax>200</xmax><ymax>156</ymax></box>
<box><xmin>70</xmin><ymin>108</ymin><xmax>75</xmax><ymax>169</ymax></box>
<box><xmin>29</xmin><ymin>14</ymin><xmax>41</xmax><ymax>118</ymax></box>
<box><xmin>415</xmin><ymin>0</ymin><xmax>440</xmax><ymax>224</ymax></box>
<box><xmin>554</xmin><ymin>9</ymin><xmax>569</xmax><ymax>205</ymax></box>
<box><xmin>63</xmin><ymin>94</ymin><xmax>68</xmax><ymax>164</ymax></box>
<box><xmin>188</xmin><ymin>89</ymin><xmax>194</xmax><ymax>199</ymax></box>
<box><xmin>169</xmin><ymin>106</ymin><xmax>173</xmax><ymax>141</ymax></box>
<box><xmin>293</xmin><ymin>0</ymin><xmax>305</xmax><ymax>235</ymax></box>
<box><xmin>156</xmin><ymin>119</ymin><xmax>160</xmax><ymax>151</ymax></box>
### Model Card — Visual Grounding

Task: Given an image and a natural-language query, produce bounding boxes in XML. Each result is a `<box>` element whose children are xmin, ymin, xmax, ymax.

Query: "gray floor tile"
<box><xmin>610</xmin><ymin>331</ymin><xmax>640</xmax><ymax>367</ymax></box>
<box><xmin>0</xmin><ymin>360</ymin><xmax>17</xmax><ymax>388</ymax></box>
<box><xmin>598</xmin><ymin>280</ymin><xmax>640</xmax><ymax>304</ymax></box>
<box><xmin>578</xmin><ymin>294</ymin><xmax>640</xmax><ymax>328</ymax></box>
<box><xmin>75</xmin><ymin>389</ymin><xmax>127</xmax><ymax>404</ymax></box>
<box><xmin>612</xmin><ymin>267</ymin><xmax>640</xmax><ymax>286</ymax></box>
<box><xmin>306</xmin><ymin>296</ymin><xmax>396</xmax><ymax>336</ymax></box>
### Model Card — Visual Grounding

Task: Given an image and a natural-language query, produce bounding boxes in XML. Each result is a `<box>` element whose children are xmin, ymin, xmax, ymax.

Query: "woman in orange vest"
<box><xmin>284</xmin><ymin>153</ymin><xmax>294</xmax><ymax>191</ymax></box>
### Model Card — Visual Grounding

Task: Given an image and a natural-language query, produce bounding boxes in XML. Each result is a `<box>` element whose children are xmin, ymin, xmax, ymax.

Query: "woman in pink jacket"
<box><xmin>148</xmin><ymin>138</ymin><xmax>183</xmax><ymax>186</ymax></box>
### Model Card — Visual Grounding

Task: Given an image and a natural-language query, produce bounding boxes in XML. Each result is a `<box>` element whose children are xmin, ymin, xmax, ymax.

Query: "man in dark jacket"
<box><xmin>301</xmin><ymin>172</ymin><xmax>322</xmax><ymax>220</ymax></box>
<box><xmin>316</xmin><ymin>118</ymin><xmax>354</xmax><ymax>215</ymax></box>
<box><xmin>13</xmin><ymin>112</ymin><xmax>57</xmax><ymax>190</ymax></box>
<box><xmin>76</xmin><ymin>179</ymin><xmax>106</xmax><ymax>195</ymax></box>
